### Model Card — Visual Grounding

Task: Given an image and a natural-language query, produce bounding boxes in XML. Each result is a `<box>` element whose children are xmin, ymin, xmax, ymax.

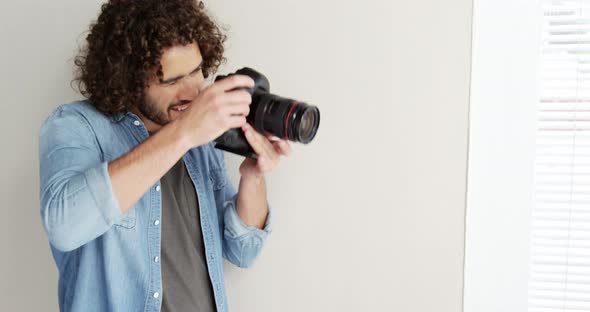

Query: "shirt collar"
<box><xmin>110</xmin><ymin>111</ymin><xmax>141</xmax><ymax>123</ymax></box>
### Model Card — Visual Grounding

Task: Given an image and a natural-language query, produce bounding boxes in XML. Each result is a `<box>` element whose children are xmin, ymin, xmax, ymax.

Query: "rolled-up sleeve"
<box><xmin>39</xmin><ymin>106</ymin><xmax>124</xmax><ymax>252</ymax></box>
<box><xmin>222</xmin><ymin>193</ymin><xmax>273</xmax><ymax>268</ymax></box>
<box><xmin>214</xmin><ymin>151</ymin><xmax>273</xmax><ymax>268</ymax></box>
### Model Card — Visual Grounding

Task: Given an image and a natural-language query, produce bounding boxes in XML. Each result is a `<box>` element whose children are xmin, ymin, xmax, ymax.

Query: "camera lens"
<box><xmin>298</xmin><ymin>107</ymin><xmax>319</xmax><ymax>143</ymax></box>
<box><xmin>250</xmin><ymin>93</ymin><xmax>320</xmax><ymax>144</ymax></box>
<box><xmin>214</xmin><ymin>67</ymin><xmax>320</xmax><ymax>145</ymax></box>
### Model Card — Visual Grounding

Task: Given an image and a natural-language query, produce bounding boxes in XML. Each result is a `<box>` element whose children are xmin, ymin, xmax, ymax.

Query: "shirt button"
<box><xmin>133</xmin><ymin>120</ymin><xmax>141</xmax><ymax>126</ymax></box>
<box><xmin>153</xmin><ymin>292</ymin><xmax>159</xmax><ymax>299</ymax></box>
<box><xmin>154</xmin><ymin>256</ymin><xmax>159</xmax><ymax>263</ymax></box>
<box><xmin>154</xmin><ymin>220</ymin><xmax>160</xmax><ymax>226</ymax></box>
<box><xmin>155</xmin><ymin>185</ymin><xmax>161</xmax><ymax>192</ymax></box>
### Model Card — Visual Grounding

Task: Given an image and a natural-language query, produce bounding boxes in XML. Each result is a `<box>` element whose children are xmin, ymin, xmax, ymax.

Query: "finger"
<box><xmin>264</xmin><ymin>133</ymin><xmax>289</xmax><ymax>157</ymax></box>
<box><xmin>243</xmin><ymin>126</ymin><xmax>267</xmax><ymax>155</ymax></box>
<box><xmin>272</xmin><ymin>140</ymin><xmax>292</xmax><ymax>156</ymax></box>
<box><xmin>225</xmin><ymin>101</ymin><xmax>250</xmax><ymax>117</ymax></box>
<box><xmin>227</xmin><ymin>104</ymin><xmax>250</xmax><ymax>117</ymax></box>
<box><xmin>212</xmin><ymin>74</ymin><xmax>255</xmax><ymax>93</ymax></box>
<box><xmin>227</xmin><ymin>116</ymin><xmax>247</xmax><ymax>129</ymax></box>
<box><xmin>244</xmin><ymin>125</ymin><xmax>277</xmax><ymax>160</ymax></box>
<box><xmin>260</xmin><ymin>135</ymin><xmax>280</xmax><ymax>162</ymax></box>
<box><xmin>224</xmin><ymin>89</ymin><xmax>252</xmax><ymax>105</ymax></box>
<box><xmin>219</xmin><ymin>91</ymin><xmax>251</xmax><ymax>117</ymax></box>
<box><xmin>266</xmin><ymin>134</ymin><xmax>282</xmax><ymax>142</ymax></box>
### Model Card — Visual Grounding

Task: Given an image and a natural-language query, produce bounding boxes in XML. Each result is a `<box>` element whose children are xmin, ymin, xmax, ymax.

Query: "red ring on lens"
<box><xmin>284</xmin><ymin>102</ymin><xmax>299</xmax><ymax>140</ymax></box>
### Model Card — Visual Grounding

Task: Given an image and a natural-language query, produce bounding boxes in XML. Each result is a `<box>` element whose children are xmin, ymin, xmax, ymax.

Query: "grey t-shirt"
<box><xmin>160</xmin><ymin>158</ymin><xmax>216</xmax><ymax>312</ymax></box>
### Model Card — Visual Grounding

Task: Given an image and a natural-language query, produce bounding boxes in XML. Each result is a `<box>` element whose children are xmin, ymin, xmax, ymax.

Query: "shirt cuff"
<box><xmin>223</xmin><ymin>194</ymin><xmax>273</xmax><ymax>240</ymax></box>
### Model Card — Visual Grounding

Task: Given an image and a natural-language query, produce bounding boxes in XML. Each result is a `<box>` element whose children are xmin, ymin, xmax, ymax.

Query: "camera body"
<box><xmin>213</xmin><ymin>67</ymin><xmax>320</xmax><ymax>159</ymax></box>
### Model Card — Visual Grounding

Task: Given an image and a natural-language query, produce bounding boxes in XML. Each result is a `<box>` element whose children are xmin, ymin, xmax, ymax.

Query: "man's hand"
<box><xmin>238</xmin><ymin>123</ymin><xmax>292</xmax><ymax>179</ymax></box>
<box><xmin>176</xmin><ymin>74</ymin><xmax>254</xmax><ymax>148</ymax></box>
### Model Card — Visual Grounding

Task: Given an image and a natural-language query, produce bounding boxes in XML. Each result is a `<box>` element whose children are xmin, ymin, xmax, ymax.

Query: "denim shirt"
<box><xmin>38</xmin><ymin>101</ymin><xmax>273</xmax><ymax>312</ymax></box>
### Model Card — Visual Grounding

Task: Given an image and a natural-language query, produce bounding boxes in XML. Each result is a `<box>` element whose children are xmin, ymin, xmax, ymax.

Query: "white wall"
<box><xmin>463</xmin><ymin>0</ymin><xmax>541</xmax><ymax>311</ymax></box>
<box><xmin>0</xmin><ymin>1</ymin><xmax>103</xmax><ymax>310</ymax></box>
<box><xmin>0</xmin><ymin>1</ymin><xmax>473</xmax><ymax>311</ymax></box>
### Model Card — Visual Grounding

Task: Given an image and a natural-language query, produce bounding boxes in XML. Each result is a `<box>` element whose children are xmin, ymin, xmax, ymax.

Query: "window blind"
<box><xmin>529</xmin><ymin>1</ymin><xmax>590</xmax><ymax>311</ymax></box>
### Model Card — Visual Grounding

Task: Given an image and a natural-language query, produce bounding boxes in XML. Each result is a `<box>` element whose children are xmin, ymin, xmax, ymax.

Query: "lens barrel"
<box><xmin>249</xmin><ymin>93</ymin><xmax>319</xmax><ymax>143</ymax></box>
<box><xmin>216</xmin><ymin>67</ymin><xmax>320</xmax><ymax>144</ymax></box>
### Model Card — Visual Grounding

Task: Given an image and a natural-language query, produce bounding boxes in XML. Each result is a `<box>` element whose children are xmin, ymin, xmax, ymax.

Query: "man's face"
<box><xmin>135</xmin><ymin>42</ymin><xmax>205</xmax><ymax>133</ymax></box>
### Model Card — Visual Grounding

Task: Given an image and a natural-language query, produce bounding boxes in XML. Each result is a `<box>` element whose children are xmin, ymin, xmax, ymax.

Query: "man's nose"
<box><xmin>177</xmin><ymin>78</ymin><xmax>200</xmax><ymax>102</ymax></box>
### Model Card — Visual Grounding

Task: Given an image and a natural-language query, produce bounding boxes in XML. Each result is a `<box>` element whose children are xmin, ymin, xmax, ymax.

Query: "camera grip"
<box><xmin>213</xmin><ymin>128</ymin><xmax>258</xmax><ymax>159</ymax></box>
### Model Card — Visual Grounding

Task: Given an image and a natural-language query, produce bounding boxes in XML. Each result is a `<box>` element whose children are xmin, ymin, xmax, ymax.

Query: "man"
<box><xmin>38</xmin><ymin>1</ymin><xmax>290</xmax><ymax>311</ymax></box>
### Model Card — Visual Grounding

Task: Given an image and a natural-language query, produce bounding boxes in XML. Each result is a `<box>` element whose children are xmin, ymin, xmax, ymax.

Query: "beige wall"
<box><xmin>0</xmin><ymin>1</ymin><xmax>472</xmax><ymax>311</ymax></box>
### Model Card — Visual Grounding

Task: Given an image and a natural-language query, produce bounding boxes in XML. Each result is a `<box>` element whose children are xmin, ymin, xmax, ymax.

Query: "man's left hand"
<box><xmin>239</xmin><ymin>123</ymin><xmax>291</xmax><ymax>178</ymax></box>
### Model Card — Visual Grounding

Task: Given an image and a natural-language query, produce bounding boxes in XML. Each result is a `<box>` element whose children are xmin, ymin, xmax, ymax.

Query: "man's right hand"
<box><xmin>175</xmin><ymin>74</ymin><xmax>255</xmax><ymax>148</ymax></box>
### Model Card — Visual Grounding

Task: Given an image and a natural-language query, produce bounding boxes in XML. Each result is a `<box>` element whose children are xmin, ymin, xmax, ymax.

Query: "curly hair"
<box><xmin>73</xmin><ymin>0</ymin><xmax>227</xmax><ymax>115</ymax></box>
